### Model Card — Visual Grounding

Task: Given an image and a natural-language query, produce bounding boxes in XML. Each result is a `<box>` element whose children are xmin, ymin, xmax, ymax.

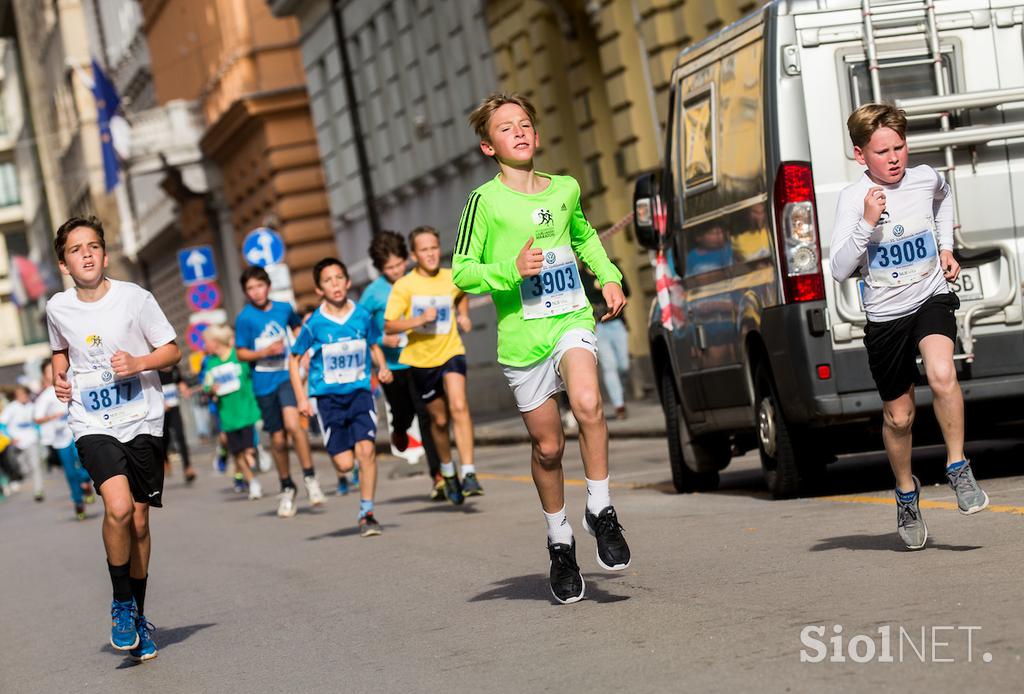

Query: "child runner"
<box><xmin>235</xmin><ymin>266</ymin><xmax>324</xmax><ymax>517</ymax></box>
<box><xmin>46</xmin><ymin>216</ymin><xmax>180</xmax><ymax>660</ymax></box>
<box><xmin>385</xmin><ymin>226</ymin><xmax>481</xmax><ymax>505</ymax></box>
<box><xmin>1</xmin><ymin>385</ymin><xmax>43</xmax><ymax>501</ymax></box>
<box><xmin>360</xmin><ymin>230</ymin><xmax>444</xmax><ymax>500</ymax></box>
<box><xmin>36</xmin><ymin>359</ymin><xmax>95</xmax><ymax>518</ymax></box>
<box><xmin>831</xmin><ymin>103</ymin><xmax>989</xmax><ymax>550</ymax></box>
<box><xmin>202</xmin><ymin>324</ymin><xmax>263</xmax><ymax>500</ymax></box>
<box><xmin>453</xmin><ymin>93</ymin><xmax>630</xmax><ymax>604</ymax></box>
<box><xmin>289</xmin><ymin>258</ymin><xmax>391</xmax><ymax>537</ymax></box>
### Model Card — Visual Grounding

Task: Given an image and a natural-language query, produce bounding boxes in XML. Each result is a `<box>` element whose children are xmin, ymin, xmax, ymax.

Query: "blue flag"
<box><xmin>90</xmin><ymin>58</ymin><xmax>121</xmax><ymax>192</ymax></box>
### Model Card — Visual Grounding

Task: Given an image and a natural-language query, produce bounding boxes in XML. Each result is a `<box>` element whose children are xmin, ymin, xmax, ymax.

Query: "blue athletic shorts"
<box><xmin>256</xmin><ymin>379</ymin><xmax>298</xmax><ymax>434</ymax></box>
<box><xmin>411</xmin><ymin>355</ymin><xmax>467</xmax><ymax>403</ymax></box>
<box><xmin>316</xmin><ymin>390</ymin><xmax>377</xmax><ymax>456</ymax></box>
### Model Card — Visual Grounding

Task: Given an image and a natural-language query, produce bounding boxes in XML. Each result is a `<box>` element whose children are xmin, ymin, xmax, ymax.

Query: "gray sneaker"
<box><xmin>896</xmin><ymin>476</ymin><xmax>928</xmax><ymax>550</ymax></box>
<box><xmin>946</xmin><ymin>460</ymin><xmax>989</xmax><ymax>515</ymax></box>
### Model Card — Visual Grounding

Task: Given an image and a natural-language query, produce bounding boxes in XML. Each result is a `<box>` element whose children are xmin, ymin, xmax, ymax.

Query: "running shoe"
<box><xmin>277</xmin><ymin>487</ymin><xmax>298</xmax><ymax>518</ymax></box>
<box><xmin>304</xmin><ymin>476</ymin><xmax>325</xmax><ymax>506</ymax></box>
<box><xmin>351</xmin><ymin>465</ymin><xmax>360</xmax><ymax>491</ymax></box>
<box><xmin>359</xmin><ymin>512</ymin><xmax>383</xmax><ymax>537</ymax></box>
<box><xmin>248</xmin><ymin>477</ymin><xmax>263</xmax><ymax>500</ymax></box>
<box><xmin>82</xmin><ymin>483</ymin><xmax>96</xmax><ymax>504</ymax></box>
<box><xmin>946</xmin><ymin>460</ymin><xmax>989</xmax><ymax>515</ymax></box>
<box><xmin>33</xmin><ymin>491</ymin><xmax>44</xmax><ymax>502</ymax></box>
<box><xmin>429</xmin><ymin>476</ymin><xmax>446</xmax><ymax>502</ymax></box>
<box><xmin>896</xmin><ymin>476</ymin><xmax>928</xmax><ymax>550</ymax></box>
<box><xmin>461</xmin><ymin>472</ymin><xmax>484</xmax><ymax>497</ymax></box>
<box><xmin>583</xmin><ymin>506</ymin><xmax>631</xmax><ymax>570</ymax></box>
<box><xmin>213</xmin><ymin>454</ymin><xmax>227</xmax><ymax>475</ymax></box>
<box><xmin>129</xmin><ymin>616</ymin><xmax>158</xmax><ymax>662</ymax></box>
<box><xmin>391</xmin><ymin>430</ymin><xmax>409</xmax><ymax>452</ymax></box>
<box><xmin>232</xmin><ymin>475</ymin><xmax>247</xmax><ymax>494</ymax></box>
<box><xmin>75</xmin><ymin>503</ymin><xmax>86</xmax><ymax>521</ymax></box>
<box><xmin>184</xmin><ymin>468</ymin><xmax>197</xmax><ymax>485</ymax></box>
<box><xmin>442</xmin><ymin>474</ymin><xmax>464</xmax><ymax>505</ymax></box>
<box><xmin>337</xmin><ymin>475</ymin><xmax>350</xmax><ymax>496</ymax></box>
<box><xmin>547</xmin><ymin>540</ymin><xmax>585</xmax><ymax>604</ymax></box>
<box><xmin>110</xmin><ymin>598</ymin><xmax>140</xmax><ymax>650</ymax></box>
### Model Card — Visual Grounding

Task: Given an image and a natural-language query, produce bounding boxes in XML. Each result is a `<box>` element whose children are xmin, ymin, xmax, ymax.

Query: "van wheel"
<box><xmin>659</xmin><ymin>367</ymin><xmax>726</xmax><ymax>493</ymax></box>
<box><xmin>754</xmin><ymin>364</ymin><xmax>822</xmax><ymax>499</ymax></box>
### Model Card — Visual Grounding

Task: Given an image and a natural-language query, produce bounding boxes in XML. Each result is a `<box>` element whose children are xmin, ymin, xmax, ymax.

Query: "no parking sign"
<box><xmin>186</xmin><ymin>282</ymin><xmax>222</xmax><ymax>312</ymax></box>
<box><xmin>186</xmin><ymin>323</ymin><xmax>209</xmax><ymax>352</ymax></box>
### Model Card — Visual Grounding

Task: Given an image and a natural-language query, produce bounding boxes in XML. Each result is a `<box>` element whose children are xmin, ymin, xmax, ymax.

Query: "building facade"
<box><xmin>142</xmin><ymin>0</ymin><xmax>335</xmax><ymax>309</ymax></box>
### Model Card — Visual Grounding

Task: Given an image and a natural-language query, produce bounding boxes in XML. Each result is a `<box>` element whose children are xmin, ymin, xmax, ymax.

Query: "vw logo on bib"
<box><xmin>101</xmin><ymin>370</ymin><xmax>113</xmax><ymax>383</ymax></box>
<box><xmin>893</xmin><ymin>224</ymin><xmax>905</xmax><ymax>237</ymax></box>
<box><xmin>545</xmin><ymin>251</ymin><xmax>556</xmax><ymax>264</ymax></box>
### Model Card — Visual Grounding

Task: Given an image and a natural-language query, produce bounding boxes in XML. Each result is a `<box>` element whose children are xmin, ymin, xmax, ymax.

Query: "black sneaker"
<box><xmin>583</xmin><ymin>506</ymin><xmax>631</xmax><ymax>570</ymax></box>
<box><xmin>547</xmin><ymin>540</ymin><xmax>585</xmax><ymax>604</ymax></box>
<box><xmin>461</xmin><ymin>472</ymin><xmax>484</xmax><ymax>496</ymax></box>
<box><xmin>443</xmin><ymin>474</ymin><xmax>464</xmax><ymax>505</ymax></box>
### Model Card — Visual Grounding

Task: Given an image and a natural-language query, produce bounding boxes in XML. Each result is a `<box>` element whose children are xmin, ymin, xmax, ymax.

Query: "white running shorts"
<box><xmin>502</xmin><ymin>328</ymin><xmax>598</xmax><ymax>413</ymax></box>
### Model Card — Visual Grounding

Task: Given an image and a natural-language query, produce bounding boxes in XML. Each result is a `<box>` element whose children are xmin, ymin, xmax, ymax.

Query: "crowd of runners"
<box><xmin>0</xmin><ymin>93</ymin><xmax>992</xmax><ymax>664</ymax></box>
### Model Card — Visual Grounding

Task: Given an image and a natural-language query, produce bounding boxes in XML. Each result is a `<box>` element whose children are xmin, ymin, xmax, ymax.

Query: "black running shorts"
<box><xmin>411</xmin><ymin>355</ymin><xmax>467</xmax><ymax>403</ymax></box>
<box><xmin>76</xmin><ymin>434</ymin><xmax>165</xmax><ymax>507</ymax></box>
<box><xmin>224</xmin><ymin>425</ymin><xmax>256</xmax><ymax>455</ymax></box>
<box><xmin>863</xmin><ymin>291</ymin><xmax>959</xmax><ymax>402</ymax></box>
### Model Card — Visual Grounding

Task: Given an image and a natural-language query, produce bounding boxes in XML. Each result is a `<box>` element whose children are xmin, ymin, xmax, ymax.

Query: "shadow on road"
<box><xmin>809</xmin><ymin>533</ymin><xmax>982</xmax><ymax>553</ymax></box>
<box><xmin>400</xmin><ymin>503</ymin><xmax>481</xmax><ymax>516</ymax></box>
<box><xmin>470</xmin><ymin>574</ymin><xmax>630</xmax><ymax>605</ymax></box>
<box><xmin>100</xmin><ymin>622</ymin><xmax>216</xmax><ymax>666</ymax></box>
<box><xmin>306</xmin><ymin>524</ymin><xmax>400</xmax><ymax>541</ymax></box>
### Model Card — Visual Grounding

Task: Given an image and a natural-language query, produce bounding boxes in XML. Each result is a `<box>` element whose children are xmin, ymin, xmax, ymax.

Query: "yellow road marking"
<box><xmin>822</xmin><ymin>495</ymin><xmax>1024</xmax><ymax>516</ymax></box>
<box><xmin>476</xmin><ymin>472</ymin><xmax>651</xmax><ymax>490</ymax></box>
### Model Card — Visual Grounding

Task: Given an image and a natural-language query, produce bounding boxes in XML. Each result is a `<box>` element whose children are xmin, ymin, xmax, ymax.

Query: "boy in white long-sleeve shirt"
<box><xmin>831</xmin><ymin>103</ymin><xmax>988</xmax><ymax>550</ymax></box>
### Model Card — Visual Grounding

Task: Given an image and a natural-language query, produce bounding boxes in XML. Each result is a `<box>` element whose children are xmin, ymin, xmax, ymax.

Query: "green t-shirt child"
<box><xmin>203</xmin><ymin>349</ymin><xmax>261</xmax><ymax>433</ymax></box>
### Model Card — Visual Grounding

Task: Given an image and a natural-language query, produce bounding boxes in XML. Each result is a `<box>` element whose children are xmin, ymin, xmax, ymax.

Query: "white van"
<box><xmin>633</xmin><ymin>0</ymin><xmax>1024</xmax><ymax>497</ymax></box>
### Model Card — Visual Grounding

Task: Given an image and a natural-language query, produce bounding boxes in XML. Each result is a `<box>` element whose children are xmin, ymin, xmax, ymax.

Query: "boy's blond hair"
<box><xmin>204</xmin><ymin>323</ymin><xmax>234</xmax><ymax>347</ymax></box>
<box><xmin>468</xmin><ymin>92</ymin><xmax>538</xmax><ymax>141</ymax></box>
<box><xmin>847</xmin><ymin>103</ymin><xmax>908</xmax><ymax>148</ymax></box>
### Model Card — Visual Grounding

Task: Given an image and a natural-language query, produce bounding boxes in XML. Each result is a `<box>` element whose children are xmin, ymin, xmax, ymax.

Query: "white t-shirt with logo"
<box><xmin>46</xmin><ymin>279</ymin><xmax>178</xmax><ymax>443</ymax></box>
<box><xmin>1</xmin><ymin>400</ymin><xmax>39</xmax><ymax>449</ymax></box>
<box><xmin>33</xmin><ymin>386</ymin><xmax>74</xmax><ymax>449</ymax></box>
<box><xmin>830</xmin><ymin>165</ymin><xmax>953</xmax><ymax>322</ymax></box>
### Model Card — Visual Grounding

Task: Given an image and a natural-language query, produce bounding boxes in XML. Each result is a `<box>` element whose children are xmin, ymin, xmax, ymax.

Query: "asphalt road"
<box><xmin>2</xmin><ymin>432</ymin><xmax>1023</xmax><ymax>693</ymax></box>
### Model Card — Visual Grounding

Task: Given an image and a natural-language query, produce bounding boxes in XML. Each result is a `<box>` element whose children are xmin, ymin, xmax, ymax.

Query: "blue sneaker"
<box><xmin>337</xmin><ymin>475</ymin><xmax>350</xmax><ymax>496</ymax></box>
<box><xmin>351</xmin><ymin>465</ymin><xmax>360</xmax><ymax>492</ymax></box>
<box><xmin>129</xmin><ymin>616</ymin><xmax>158</xmax><ymax>661</ymax></box>
<box><xmin>232</xmin><ymin>475</ymin><xmax>247</xmax><ymax>494</ymax></box>
<box><xmin>110</xmin><ymin>599</ymin><xmax>139</xmax><ymax>650</ymax></box>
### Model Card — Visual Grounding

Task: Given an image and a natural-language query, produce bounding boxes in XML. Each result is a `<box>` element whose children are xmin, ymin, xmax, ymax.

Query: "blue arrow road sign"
<box><xmin>243</xmin><ymin>227</ymin><xmax>285</xmax><ymax>267</ymax></box>
<box><xmin>177</xmin><ymin>245</ymin><xmax>217</xmax><ymax>285</ymax></box>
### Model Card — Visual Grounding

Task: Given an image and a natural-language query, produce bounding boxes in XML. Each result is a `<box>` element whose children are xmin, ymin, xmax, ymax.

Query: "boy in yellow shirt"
<box><xmin>384</xmin><ymin>226</ymin><xmax>480</xmax><ymax>505</ymax></box>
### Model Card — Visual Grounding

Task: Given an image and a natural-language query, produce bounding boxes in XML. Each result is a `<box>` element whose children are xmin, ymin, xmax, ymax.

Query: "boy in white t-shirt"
<box><xmin>831</xmin><ymin>104</ymin><xmax>989</xmax><ymax>551</ymax></box>
<box><xmin>46</xmin><ymin>216</ymin><xmax>180</xmax><ymax>661</ymax></box>
<box><xmin>0</xmin><ymin>385</ymin><xmax>42</xmax><ymax>501</ymax></box>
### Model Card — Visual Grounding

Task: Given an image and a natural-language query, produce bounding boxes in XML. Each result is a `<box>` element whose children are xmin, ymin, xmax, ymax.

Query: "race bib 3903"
<box><xmin>520</xmin><ymin>245</ymin><xmax>587</xmax><ymax>320</ymax></box>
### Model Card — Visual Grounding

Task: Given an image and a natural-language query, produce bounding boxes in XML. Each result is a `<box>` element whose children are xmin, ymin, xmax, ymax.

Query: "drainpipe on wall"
<box><xmin>330</xmin><ymin>0</ymin><xmax>381</xmax><ymax>237</ymax></box>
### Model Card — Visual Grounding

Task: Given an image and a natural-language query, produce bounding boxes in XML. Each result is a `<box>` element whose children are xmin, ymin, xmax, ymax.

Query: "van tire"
<box><xmin>754</xmin><ymin>364</ymin><xmax>822</xmax><ymax>498</ymax></box>
<box><xmin>659</xmin><ymin>367</ymin><xmax>725</xmax><ymax>493</ymax></box>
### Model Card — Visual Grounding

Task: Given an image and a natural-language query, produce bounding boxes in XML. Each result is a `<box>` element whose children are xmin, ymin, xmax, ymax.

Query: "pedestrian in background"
<box><xmin>35</xmin><ymin>359</ymin><xmax>95</xmax><ymax>519</ymax></box>
<box><xmin>1</xmin><ymin>385</ymin><xmax>43</xmax><ymax>501</ymax></box>
<box><xmin>583</xmin><ymin>267</ymin><xmax>632</xmax><ymax>419</ymax></box>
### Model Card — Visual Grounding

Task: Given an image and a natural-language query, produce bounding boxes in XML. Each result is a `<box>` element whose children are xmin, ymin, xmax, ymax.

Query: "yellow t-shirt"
<box><xmin>384</xmin><ymin>268</ymin><xmax>465</xmax><ymax>368</ymax></box>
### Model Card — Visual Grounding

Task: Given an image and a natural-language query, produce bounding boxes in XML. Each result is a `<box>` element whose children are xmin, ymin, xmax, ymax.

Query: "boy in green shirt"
<box><xmin>203</xmin><ymin>324</ymin><xmax>263</xmax><ymax>500</ymax></box>
<box><xmin>453</xmin><ymin>93</ymin><xmax>630</xmax><ymax>604</ymax></box>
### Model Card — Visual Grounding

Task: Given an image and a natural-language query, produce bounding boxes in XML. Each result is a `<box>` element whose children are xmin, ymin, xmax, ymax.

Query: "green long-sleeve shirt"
<box><xmin>452</xmin><ymin>173</ymin><xmax>622</xmax><ymax>366</ymax></box>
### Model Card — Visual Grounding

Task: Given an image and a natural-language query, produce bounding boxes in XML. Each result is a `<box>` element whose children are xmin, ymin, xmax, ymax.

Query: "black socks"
<box><xmin>131</xmin><ymin>576</ymin><xmax>148</xmax><ymax>616</ymax></box>
<box><xmin>302</xmin><ymin>468</ymin><xmax>316</xmax><ymax>479</ymax></box>
<box><xmin>108</xmin><ymin>561</ymin><xmax>131</xmax><ymax>603</ymax></box>
<box><xmin>281</xmin><ymin>476</ymin><xmax>295</xmax><ymax>492</ymax></box>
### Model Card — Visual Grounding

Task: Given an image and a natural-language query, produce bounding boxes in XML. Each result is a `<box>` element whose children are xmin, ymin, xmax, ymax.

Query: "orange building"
<box><xmin>141</xmin><ymin>0</ymin><xmax>334</xmax><ymax>306</ymax></box>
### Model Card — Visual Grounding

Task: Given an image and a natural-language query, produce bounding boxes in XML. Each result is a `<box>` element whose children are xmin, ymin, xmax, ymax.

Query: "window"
<box><xmin>0</xmin><ymin>162</ymin><xmax>19</xmax><ymax>207</ymax></box>
<box><xmin>681</xmin><ymin>84</ymin><xmax>716</xmax><ymax>195</ymax></box>
<box><xmin>848</xmin><ymin>51</ymin><xmax>958</xmax><ymax>132</ymax></box>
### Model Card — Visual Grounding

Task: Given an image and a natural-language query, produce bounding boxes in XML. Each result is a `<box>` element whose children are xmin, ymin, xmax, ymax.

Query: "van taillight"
<box><xmin>773</xmin><ymin>162</ymin><xmax>824</xmax><ymax>303</ymax></box>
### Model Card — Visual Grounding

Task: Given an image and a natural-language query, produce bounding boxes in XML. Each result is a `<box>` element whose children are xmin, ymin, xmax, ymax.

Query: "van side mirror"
<box><xmin>633</xmin><ymin>171</ymin><xmax>666</xmax><ymax>251</ymax></box>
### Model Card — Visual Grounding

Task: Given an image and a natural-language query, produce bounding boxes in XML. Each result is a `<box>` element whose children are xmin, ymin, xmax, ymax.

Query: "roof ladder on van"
<box><xmin>860</xmin><ymin>0</ymin><xmax>1022</xmax><ymax>362</ymax></box>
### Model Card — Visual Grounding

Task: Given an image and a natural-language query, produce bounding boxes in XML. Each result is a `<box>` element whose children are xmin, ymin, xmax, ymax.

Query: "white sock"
<box><xmin>586</xmin><ymin>476</ymin><xmax>611</xmax><ymax>515</ymax></box>
<box><xmin>441</xmin><ymin>461</ymin><xmax>456</xmax><ymax>477</ymax></box>
<box><xmin>543</xmin><ymin>506</ymin><xmax>574</xmax><ymax>545</ymax></box>
<box><xmin>460</xmin><ymin>463</ymin><xmax>476</xmax><ymax>477</ymax></box>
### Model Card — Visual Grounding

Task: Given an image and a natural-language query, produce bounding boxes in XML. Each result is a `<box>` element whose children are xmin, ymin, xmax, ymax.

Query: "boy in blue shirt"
<box><xmin>289</xmin><ymin>258</ymin><xmax>392</xmax><ymax>537</ymax></box>
<box><xmin>235</xmin><ymin>266</ymin><xmax>324</xmax><ymax>517</ymax></box>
